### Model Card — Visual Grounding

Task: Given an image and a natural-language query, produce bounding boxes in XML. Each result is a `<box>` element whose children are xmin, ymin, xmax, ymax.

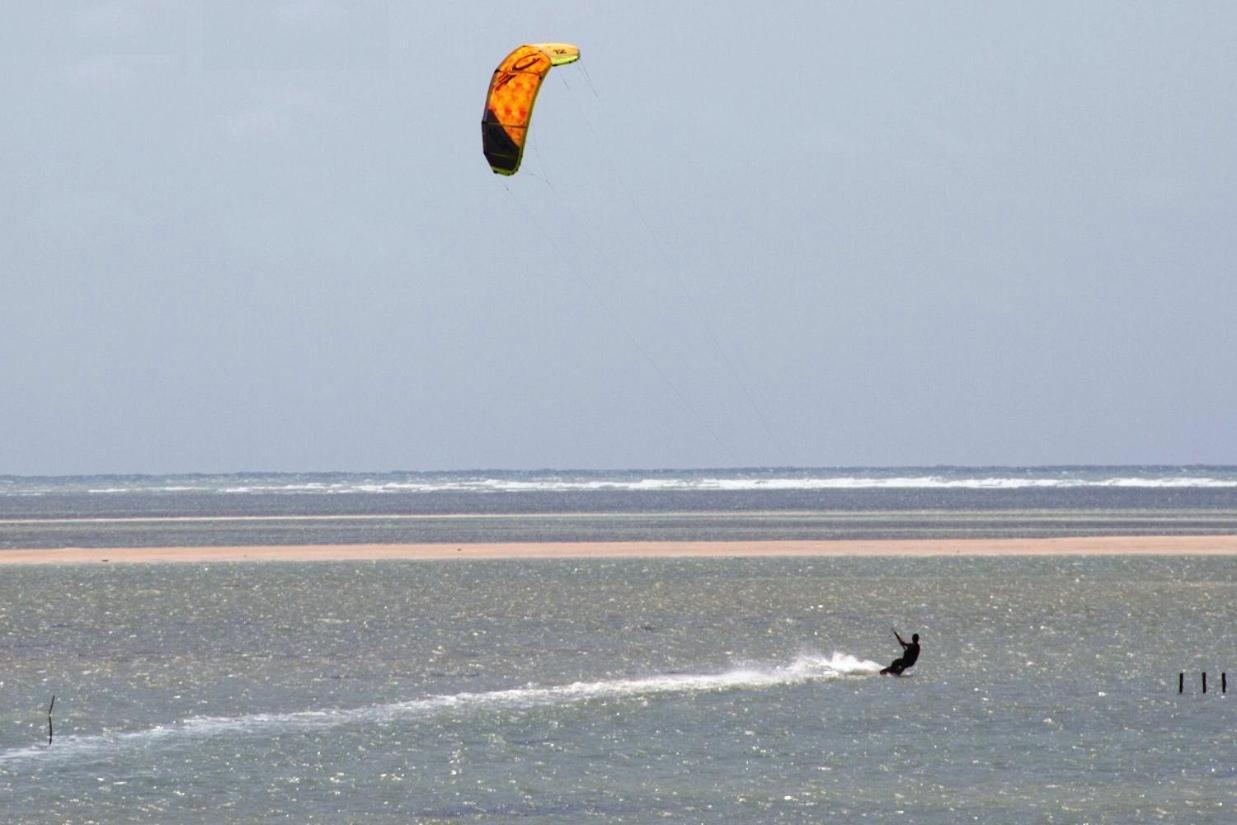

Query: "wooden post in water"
<box><xmin>47</xmin><ymin>695</ymin><xmax>55</xmax><ymax>746</ymax></box>
<box><xmin>1179</xmin><ymin>672</ymin><xmax>1228</xmax><ymax>694</ymax></box>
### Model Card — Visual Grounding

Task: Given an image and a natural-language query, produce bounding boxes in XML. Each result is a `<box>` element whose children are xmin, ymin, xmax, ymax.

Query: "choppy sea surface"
<box><xmin>1</xmin><ymin>468</ymin><xmax>1234</xmax><ymax>823</ymax></box>
<box><xmin>3</xmin><ymin>466</ymin><xmax>1237</xmax><ymax>548</ymax></box>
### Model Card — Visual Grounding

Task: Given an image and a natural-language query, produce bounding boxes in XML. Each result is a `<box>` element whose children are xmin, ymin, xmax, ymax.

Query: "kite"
<box><xmin>481</xmin><ymin>43</ymin><xmax>581</xmax><ymax>175</ymax></box>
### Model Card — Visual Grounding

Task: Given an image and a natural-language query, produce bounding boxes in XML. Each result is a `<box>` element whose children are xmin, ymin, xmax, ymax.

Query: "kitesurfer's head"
<box><xmin>911</xmin><ymin>634</ymin><xmax>919</xmax><ymax>643</ymax></box>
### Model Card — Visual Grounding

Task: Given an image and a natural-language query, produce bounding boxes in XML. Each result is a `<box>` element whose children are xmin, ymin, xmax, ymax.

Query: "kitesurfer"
<box><xmin>880</xmin><ymin>629</ymin><xmax>919</xmax><ymax>675</ymax></box>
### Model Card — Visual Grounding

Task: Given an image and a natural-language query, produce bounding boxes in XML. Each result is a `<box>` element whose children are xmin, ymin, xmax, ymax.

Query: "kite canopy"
<box><xmin>482</xmin><ymin>43</ymin><xmax>580</xmax><ymax>175</ymax></box>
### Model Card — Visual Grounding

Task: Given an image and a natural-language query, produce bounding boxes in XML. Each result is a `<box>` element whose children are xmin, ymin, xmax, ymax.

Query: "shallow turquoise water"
<box><xmin>1</xmin><ymin>557</ymin><xmax>1233</xmax><ymax>823</ymax></box>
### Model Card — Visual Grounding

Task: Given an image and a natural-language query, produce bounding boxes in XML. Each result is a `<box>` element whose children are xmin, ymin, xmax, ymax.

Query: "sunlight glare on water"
<box><xmin>1</xmin><ymin>557</ymin><xmax>1234</xmax><ymax>823</ymax></box>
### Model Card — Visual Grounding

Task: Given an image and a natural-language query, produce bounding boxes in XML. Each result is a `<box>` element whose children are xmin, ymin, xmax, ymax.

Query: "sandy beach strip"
<box><xmin>2</xmin><ymin>536</ymin><xmax>1237</xmax><ymax>565</ymax></box>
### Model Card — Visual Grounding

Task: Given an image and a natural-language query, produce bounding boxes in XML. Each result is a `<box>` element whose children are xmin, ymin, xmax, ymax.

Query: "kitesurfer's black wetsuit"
<box><xmin>881</xmin><ymin>632</ymin><xmax>920</xmax><ymax>675</ymax></box>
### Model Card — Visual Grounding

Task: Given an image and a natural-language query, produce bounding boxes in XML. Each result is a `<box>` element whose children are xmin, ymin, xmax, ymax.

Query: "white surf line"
<box><xmin>8</xmin><ymin>474</ymin><xmax>1237</xmax><ymax>499</ymax></box>
<box><xmin>0</xmin><ymin>654</ymin><xmax>880</xmax><ymax>765</ymax></box>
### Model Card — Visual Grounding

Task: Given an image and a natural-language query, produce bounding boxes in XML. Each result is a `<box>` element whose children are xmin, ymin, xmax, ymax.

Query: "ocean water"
<box><xmin>1</xmin><ymin>558</ymin><xmax>1234</xmax><ymax>823</ymax></box>
<box><xmin>3</xmin><ymin>466</ymin><xmax>1237</xmax><ymax>548</ymax></box>
<box><xmin>1</xmin><ymin>468</ymin><xmax>1235</xmax><ymax>823</ymax></box>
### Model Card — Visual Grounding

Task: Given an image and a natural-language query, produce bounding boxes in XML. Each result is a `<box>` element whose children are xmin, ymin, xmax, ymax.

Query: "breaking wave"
<box><xmin>4</xmin><ymin>468</ymin><xmax>1237</xmax><ymax>497</ymax></box>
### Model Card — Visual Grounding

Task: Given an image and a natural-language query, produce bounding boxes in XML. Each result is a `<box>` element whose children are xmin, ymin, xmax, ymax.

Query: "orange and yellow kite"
<box><xmin>481</xmin><ymin>43</ymin><xmax>581</xmax><ymax>176</ymax></box>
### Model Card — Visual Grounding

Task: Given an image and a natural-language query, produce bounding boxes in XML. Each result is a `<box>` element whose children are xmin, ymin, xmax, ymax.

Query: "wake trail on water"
<box><xmin>0</xmin><ymin>653</ymin><xmax>880</xmax><ymax>765</ymax></box>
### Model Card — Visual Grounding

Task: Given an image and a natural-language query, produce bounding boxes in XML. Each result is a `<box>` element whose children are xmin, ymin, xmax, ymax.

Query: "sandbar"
<box><xmin>2</xmin><ymin>536</ymin><xmax>1237</xmax><ymax>565</ymax></box>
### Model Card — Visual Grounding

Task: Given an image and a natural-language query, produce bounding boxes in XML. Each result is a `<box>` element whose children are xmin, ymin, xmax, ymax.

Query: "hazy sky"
<box><xmin>3</xmin><ymin>1</ymin><xmax>1236</xmax><ymax>474</ymax></box>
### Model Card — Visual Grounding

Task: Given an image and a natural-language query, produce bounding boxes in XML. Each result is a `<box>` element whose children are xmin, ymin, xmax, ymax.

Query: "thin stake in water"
<box><xmin>47</xmin><ymin>695</ymin><xmax>55</xmax><ymax>745</ymax></box>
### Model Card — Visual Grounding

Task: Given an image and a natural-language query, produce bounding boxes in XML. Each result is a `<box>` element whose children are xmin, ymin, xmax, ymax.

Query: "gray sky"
<box><xmin>3</xmin><ymin>1</ymin><xmax>1236</xmax><ymax>474</ymax></box>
